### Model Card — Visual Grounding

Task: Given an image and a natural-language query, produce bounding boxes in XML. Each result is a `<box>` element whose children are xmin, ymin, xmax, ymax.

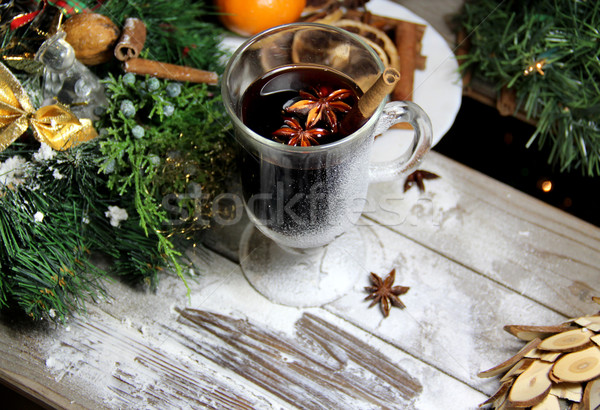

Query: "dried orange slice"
<box><xmin>330</xmin><ymin>19</ymin><xmax>400</xmax><ymax>70</ymax></box>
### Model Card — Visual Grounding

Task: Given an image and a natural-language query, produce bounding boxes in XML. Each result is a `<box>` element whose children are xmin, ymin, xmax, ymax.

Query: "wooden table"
<box><xmin>2</xmin><ymin>1</ymin><xmax>600</xmax><ymax>408</ymax></box>
<box><xmin>2</xmin><ymin>149</ymin><xmax>599</xmax><ymax>409</ymax></box>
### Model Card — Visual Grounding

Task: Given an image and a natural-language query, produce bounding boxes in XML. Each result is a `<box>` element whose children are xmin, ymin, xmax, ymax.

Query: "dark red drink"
<box><xmin>241</xmin><ymin>64</ymin><xmax>363</xmax><ymax>146</ymax></box>
<box><xmin>237</xmin><ymin>65</ymin><xmax>369</xmax><ymax>247</ymax></box>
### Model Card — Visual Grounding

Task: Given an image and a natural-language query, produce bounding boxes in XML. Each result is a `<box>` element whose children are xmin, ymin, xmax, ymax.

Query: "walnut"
<box><xmin>62</xmin><ymin>13</ymin><xmax>120</xmax><ymax>66</ymax></box>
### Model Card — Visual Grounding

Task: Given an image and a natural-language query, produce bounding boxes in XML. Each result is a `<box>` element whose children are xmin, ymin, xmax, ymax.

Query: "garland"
<box><xmin>0</xmin><ymin>0</ymin><xmax>234</xmax><ymax>321</ymax></box>
<box><xmin>458</xmin><ymin>0</ymin><xmax>600</xmax><ymax>176</ymax></box>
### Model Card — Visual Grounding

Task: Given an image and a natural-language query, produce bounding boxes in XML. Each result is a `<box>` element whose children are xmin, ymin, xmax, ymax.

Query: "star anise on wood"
<box><xmin>286</xmin><ymin>86</ymin><xmax>353</xmax><ymax>133</ymax></box>
<box><xmin>272</xmin><ymin>117</ymin><xmax>329</xmax><ymax>147</ymax></box>
<box><xmin>364</xmin><ymin>269</ymin><xmax>409</xmax><ymax>317</ymax></box>
<box><xmin>403</xmin><ymin>169</ymin><xmax>440</xmax><ymax>192</ymax></box>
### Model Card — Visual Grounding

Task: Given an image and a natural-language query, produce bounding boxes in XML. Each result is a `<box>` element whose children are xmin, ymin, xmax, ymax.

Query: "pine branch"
<box><xmin>0</xmin><ymin>186</ymin><xmax>106</xmax><ymax>321</ymax></box>
<box><xmin>0</xmin><ymin>0</ymin><xmax>233</xmax><ymax>320</ymax></box>
<box><xmin>95</xmin><ymin>73</ymin><xmax>234</xmax><ymax>294</ymax></box>
<box><xmin>458</xmin><ymin>0</ymin><xmax>600</xmax><ymax>175</ymax></box>
<box><xmin>0</xmin><ymin>139</ymin><xmax>179</xmax><ymax>320</ymax></box>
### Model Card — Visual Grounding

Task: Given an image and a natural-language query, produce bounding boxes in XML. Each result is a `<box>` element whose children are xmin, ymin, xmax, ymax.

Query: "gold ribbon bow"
<box><xmin>0</xmin><ymin>62</ymin><xmax>97</xmax><ymax>152</ymax></box>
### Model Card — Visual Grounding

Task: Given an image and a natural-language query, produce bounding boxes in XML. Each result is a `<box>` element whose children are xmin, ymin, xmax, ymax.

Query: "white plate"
<box><xmin>221</xmin><ymin>0</ymin><xmax>462</xmax><ymax>159</ymax></box>
<box><xmin>365</xmin><ymin>0</ymin><xmax>462</xmax><ymax>160</ymax></box>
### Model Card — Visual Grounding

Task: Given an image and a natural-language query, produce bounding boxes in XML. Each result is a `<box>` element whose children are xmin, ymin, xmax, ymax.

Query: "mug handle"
<box><xmin>368</xmin><ymin>101</ymin><xmax>433</xmax><ymax>183</ymax></box>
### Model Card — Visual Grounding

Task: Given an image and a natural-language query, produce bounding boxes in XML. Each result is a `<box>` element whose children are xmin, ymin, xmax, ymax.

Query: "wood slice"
<box><xmin>549</xmin><ymin>382</ymin><xmax>583</xmax><ymax>402</ymax></box>
<box><xmin>582</xmin><ymin>378</ymin><xmax>600</xmax><ymax>410</ymax></box>
<box><xmin>592</xmin><ymin>334</ymin><xmax>600</xmax><ymax>347</ymax></box>
<box><xmin>551</xmin><ymin>346</ymin><xmax>600</xmax><ymax>383</ymax></box>
<box><xmin>507</xmin><ymin>360</ymin><xmax>553</xmax><ymax>407</ymax></box>
<box><xmin>501</xmin><ymin>358</ymin><xmax>535</xmax><ymax>382</ymax></box>
<box><xmin>330</xmin><ymin>19</ymin><xmax>400</xmax><ymax>71</ymax></box>
<box><xmin>575</xmin><ymin>316</ymin><xmax>600</xmax><ymax>333</ymax></box>
<box><xmin>531</xmin><ymin>392</ymin><xmax>560</xmax><ymax>410</ymax></box>
<box><xmin>540</xmin><ymin>352</ymin><xmax>563</xmax><ymax>362</ymax></box>
<box><xmin>525</xmin><ymin>349</ymin><xmax>562</xmax><ymax>363</ymax></box>
<box><xmin>478</xmin><ymin>380</ymin><xmax>512</xmax><ymax>408</ymax></box>
<box><xmin>478</xmin><ymin>338</ymin><xmax>542</xmax><ymax>378</ymax></box>
<box><xmin>504</xmin><ymin>324</ymin><xmax>573</xmax><ymax>341</ymax></box>
<box><xmin>538</xmin><ymin>329</ymin><xmax>593</xmax><ymax>352</ymax></box>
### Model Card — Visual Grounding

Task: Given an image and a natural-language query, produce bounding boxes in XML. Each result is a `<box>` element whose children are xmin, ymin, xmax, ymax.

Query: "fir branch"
<box><xmin>0</xmin><ymin>186</ymin><xmax>106</xmax><ymax>321</ymax></box>
<box><xmin>0</xmin><ymin>0</ymin><xmax>233</xmax><ymax>320</ymax></box>
<box><xmin>96</xmin><ymin>73</ymin><xmax>234</xmax><ymax>293</ymax></box>
<box><xmin>458</xmin><ymin>0</ymin><xmax>600</xmax><ymax>175</ymax></box>
<box><xmin>0</xmin><ymin>139</ymin><xmax>177</xmax><ymax>320</ymax></box>
<box><xmin>97</xmin><ymin>73</ymin><xmax>234</xmax><ymax>234</ymax></box>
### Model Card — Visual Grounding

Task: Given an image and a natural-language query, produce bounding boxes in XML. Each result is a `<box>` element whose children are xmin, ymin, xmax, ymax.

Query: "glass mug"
<box><xmin>222</xmin><ymin>23</ymin><xmax>432</xmax><ymax>250</ymax></box>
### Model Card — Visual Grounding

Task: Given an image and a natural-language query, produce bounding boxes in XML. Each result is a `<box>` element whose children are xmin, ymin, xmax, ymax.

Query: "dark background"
<box><xmin>435</xmin><ymin>97</ymin><xmax>599</xmax><ymax>227</ymax></box>
<box><xmin>0</xmin><ymin>384</ymin><xmax>45</xmax><ymax>409</ymax></box>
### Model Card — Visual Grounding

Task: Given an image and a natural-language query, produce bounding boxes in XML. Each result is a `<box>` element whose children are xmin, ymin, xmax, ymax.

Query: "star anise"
<box><xmin>272</xmin><ymin>117</ymin><xmax>329</xmax><ymax>147</ymax></box>
<box><xmin>403</xmin><ymin>169</ymin><xmax>440</xmax><ymax>193</ymax></box>
<box><xmin>364</xmin><ymin>269</ymin><xmax>409</xmax><ymax>318</ymax></box>
<box><xmin>286</xmin><ymin>86</ymin><xmax>353</xmax><ymax>133</ymax></box>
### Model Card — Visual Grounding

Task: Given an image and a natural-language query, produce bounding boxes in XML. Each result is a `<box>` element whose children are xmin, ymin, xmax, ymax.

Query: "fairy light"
<box><xmin>539</xmin><ymin>179</ymin><xmax>553</xmax><ymax>192</ymax></box>
<box><xmin>524</xmin><ymin>59</ymin><xmax>546</xmax><ymax>76</ymax></box>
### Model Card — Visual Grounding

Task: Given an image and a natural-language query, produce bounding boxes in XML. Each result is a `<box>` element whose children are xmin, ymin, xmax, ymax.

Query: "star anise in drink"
<box><xmin>364</xmin><ymin>269</ymin><xmax>409</xmax><ymax>318</ymax></box>
<box><xmin>285</xmin><ymin>86</ymin><xmax>353</xmax><ymax>133</ymax></box>
<box><xmin>272</xmin><ymin>117</ymin><xmax>329</xmax><ymax>147</ymax></box>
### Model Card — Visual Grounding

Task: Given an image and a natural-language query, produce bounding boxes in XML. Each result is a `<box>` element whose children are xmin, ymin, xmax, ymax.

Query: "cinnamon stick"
<box><xmin>123</xmin><ymin>58</ymin><xmax>219</xmax><ymax>84</ymax></box>
<box><xmin>393</xmin><ymin>21</ymin><xmax>418</xmax><ymax>101</ymax></box>
<box><xmin>339</xmin><ymin>67</ymin><xmax>400</xmax><ymax>135</ymax></box>
<box><xmin>358</xmin><ymin>67</ymin><xmax>401</xmax><ymax>117</ymax></box>
<box><xmin>114</xmin><ymin>17</ymin><xmax>147</xmax><ymax>61</ymax></box>
<box><xmin>414</xmin><ymin>25</ymin><xmax>427</xmax><ymax>71</ymax></box>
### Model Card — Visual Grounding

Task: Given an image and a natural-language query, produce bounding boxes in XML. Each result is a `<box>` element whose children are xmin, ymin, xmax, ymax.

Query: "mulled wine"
<box><xmin>241</xmin><ymin>64</ymin><xmax>363</xmax><ymax>146</ymax></box>
<box><xmin>223</xmin><ymin>23</ymin><xmax>432</xmax><ymax>307</ymax></box>
<box><xmin>239</xmin><ymin>64</ymin><xmax>370</xmax><ymax>247</ymax></box>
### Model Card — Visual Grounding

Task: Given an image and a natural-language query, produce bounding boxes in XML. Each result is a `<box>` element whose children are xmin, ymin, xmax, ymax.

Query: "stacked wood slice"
<box><xmin>478</xmin><ymin>298</ymin><xmax>600</xmax><ymax>409</ymax></box>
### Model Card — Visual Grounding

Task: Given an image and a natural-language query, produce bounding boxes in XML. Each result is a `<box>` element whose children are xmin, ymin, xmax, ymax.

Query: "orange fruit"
<box><xmin>216</xmin><ymin>0</ymin><xmax>306</xmax><ymax>37</ymax></box>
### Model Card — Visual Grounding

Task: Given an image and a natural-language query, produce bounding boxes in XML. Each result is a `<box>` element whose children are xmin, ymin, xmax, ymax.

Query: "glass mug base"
<box><xmin>239</xmin><ymin>223</ymin><xmax>365</xmax><ymax>307</ymax></box>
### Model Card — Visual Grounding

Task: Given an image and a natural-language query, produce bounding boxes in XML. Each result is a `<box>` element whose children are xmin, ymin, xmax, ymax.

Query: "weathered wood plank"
<box><xmin>175</xmin><ymin>309</ymin><xmax>423</xmax><ymax>408</ymax></box>
<box><xmin>0</xmin><ymin>317</ymin><xmax>97</xmax><ymax>409</ymax></box>
<box><xmin>1</xmin><ymin>241</ymin><xmax>489</xmax><ymax>409</ymax></box>
<box><xmin>1</xmin><ymin>103</ymin><xmax>597</xmax><ymax>409</ymax></box>
<box><xmin>173</xmin><ymin>307</ymin><xmax>488</xmax><ymax>409</ymax></box>
<box><xmin>196</xmin><ymin>151</ymin><xmax>596</xmax><ymax>398</ymax></box>
<box><xmin>324</xmin><ymin>219</ymin><xmax>568</xmax><ymax>397</ymax></box>
<box><xmin>364</xmin><ymin>151</ymin><xmax>600</xmax><ymax>317</ymax></box>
